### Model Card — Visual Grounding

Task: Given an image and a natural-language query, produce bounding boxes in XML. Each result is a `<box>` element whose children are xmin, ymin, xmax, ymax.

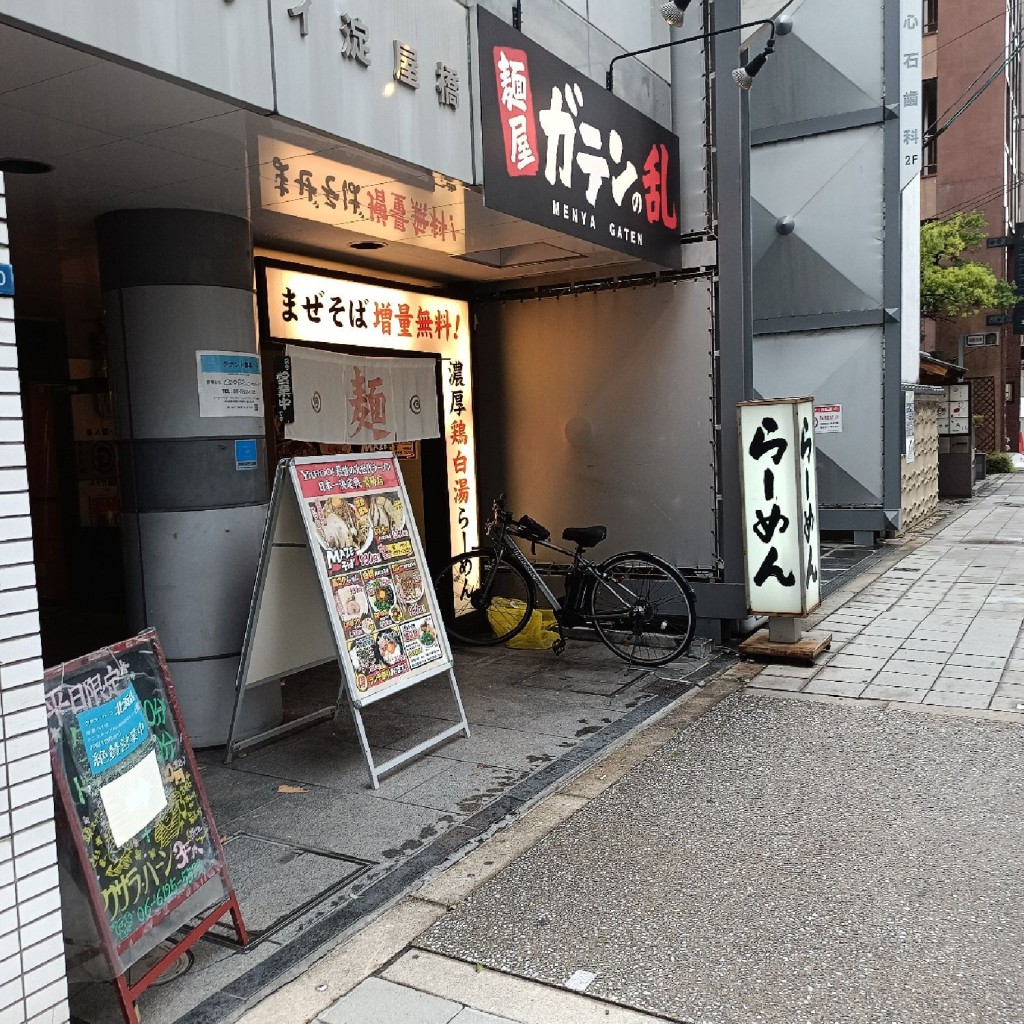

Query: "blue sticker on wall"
<box><xmin>235</xmin><ymin>439</ymin><xmax>258</xmax><ymax>471</ymax></box>
<box><xmin>0</xmin><ymin>264</ymin><xmax>14</xmax><ymax>297</ymax></box>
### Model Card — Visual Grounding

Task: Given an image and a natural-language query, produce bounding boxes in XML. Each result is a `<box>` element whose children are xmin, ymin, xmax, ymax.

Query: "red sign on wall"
<box><xmin>492</xmin><ymin>45</ymin><xmax>540</xmax><ymax>177</ymax></box>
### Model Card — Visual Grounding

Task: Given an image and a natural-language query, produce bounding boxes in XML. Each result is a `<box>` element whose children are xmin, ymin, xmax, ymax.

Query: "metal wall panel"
<box><xmin>748</xmin><ymin>0</ymin><xmax>883</xmax><ymax>131</ymax></box>
<box><xmin>473</xmin><ymin>0</ymin><xmax>672</xmax><ymax>124</ymax></box>
<box><xmin>751</xmin><ymin>126</ymin><xmax>884</xmax><ymax>319</ymax></box>
<box><xmin>754</xmin><ymin>326</ymin><xmax>884</xmax><ymax>506</ymax></box>
<box><xmin>750</xmin><ymin>0</ymin><xmax>898</xmax><ymax>529</ymax></box>
<box><xmin>474</xmin><ymin>278</ymin><xmax>717</xmax><ymax>569</ymax></box>
<box><xmin>0</xmin><ymin>0</ymin><xmax>274</xmax><ymax>110</ymax></box>
<box><xmin>272</xmin><ymin>0</ymin><xmax>474</xmax><ymax>183</ymax></box>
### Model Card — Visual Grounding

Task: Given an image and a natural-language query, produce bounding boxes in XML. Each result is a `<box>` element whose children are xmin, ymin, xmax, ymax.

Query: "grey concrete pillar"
<box><xmin>97</xmin><ymin>209</ymin><xmax>281</xmax><ymax>747</ymax></box>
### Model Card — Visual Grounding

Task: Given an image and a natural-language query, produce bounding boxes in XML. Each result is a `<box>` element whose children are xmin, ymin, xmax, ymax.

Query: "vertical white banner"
<box><xmin>738</xmin><ymin>399</ymin><xmax>821</xmax><ymax>616</ymax></box>
<box><xmin>899</xmin><ymin>0</ymin><xmax>923</xmax><ymax>190</ymax></box>
<box><xmin>798</xmin><ymin>399</ymin><xmax>821</xmax><ymax>612</ymax></box>
<box><xmin>901</xmin><ymin>175</ymin><xmax>922</xmax><ymax>383</ymax></box>
<box><xmin>899</xmin><ymin>0</ymin><xmax>923</xmax><ymax>384</ymax></box>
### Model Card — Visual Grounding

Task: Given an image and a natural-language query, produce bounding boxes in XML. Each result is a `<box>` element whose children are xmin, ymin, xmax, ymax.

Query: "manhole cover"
<box><xmin>128</xmin><ymin>940</ymin><xmax>194</xmax><ymax>987</ymax></box>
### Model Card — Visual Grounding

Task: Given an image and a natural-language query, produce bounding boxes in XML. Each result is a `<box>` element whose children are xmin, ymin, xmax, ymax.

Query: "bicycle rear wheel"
<box><xmin>588</xmin><ymin>552</ymin><xmax>696</xmax><ymax>666</ymax></box>
<box><xmin>433</xmin><ymin>549</ymin><xmax>536</xmax><ymax>646</ymax></box>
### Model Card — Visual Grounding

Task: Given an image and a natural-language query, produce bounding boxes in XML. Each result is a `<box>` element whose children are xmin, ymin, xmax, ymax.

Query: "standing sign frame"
<box><xmin>45</xmin><ymin>630</ymin><xmax>248</xmax><ymax>1024</ymax></box>
<box><xmin>226</xmin><ymin>454</ymin><xmax>469</xmax><ymax>788</ymax></box>
<box><xmin>737</xmin><ymin>398</ymin><xmax>821</xmax><ymax>618</ymax></box>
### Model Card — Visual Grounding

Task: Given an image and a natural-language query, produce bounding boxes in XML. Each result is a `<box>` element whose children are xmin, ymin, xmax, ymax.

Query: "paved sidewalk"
<box><xmin>233</xmin><ymin>479</ymin><xmax>1024</xmax><ymax>1024</ymax></box>
<box><xmin>754</xmin><ymin>476</ymin><xmax>1024</xmax><ymax>712</ymax></box>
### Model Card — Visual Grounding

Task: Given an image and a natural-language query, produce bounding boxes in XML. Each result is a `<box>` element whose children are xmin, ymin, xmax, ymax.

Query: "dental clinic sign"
<box><xmin>477</xmin><ymin>8</ymin><xmax>682</xmax><ymax>270</ymax></box>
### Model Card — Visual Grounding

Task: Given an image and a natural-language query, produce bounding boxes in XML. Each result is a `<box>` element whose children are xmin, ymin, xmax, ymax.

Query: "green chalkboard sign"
<box><xmin>45</xmin><ymin>630</ymin><xmax>247</xmax><ymax>1022</ymax></box>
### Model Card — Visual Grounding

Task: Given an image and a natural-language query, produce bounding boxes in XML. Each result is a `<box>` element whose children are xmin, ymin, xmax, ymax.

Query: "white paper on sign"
<box><xmin>99</xmin><ymin>750</ymin><xmax>168</xmax><ymax>849</ymax></box>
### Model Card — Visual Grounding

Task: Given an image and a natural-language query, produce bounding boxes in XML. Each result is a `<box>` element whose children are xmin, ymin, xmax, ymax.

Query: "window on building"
<box><xmin>923</xmin><ymin>77</ymin><xmax>938</xmax><ymax>175</ymax></box>
<box><xmin>923</xmin><ymin>0</ymin><xmax>938</xmax><ymax>33</ymax></box>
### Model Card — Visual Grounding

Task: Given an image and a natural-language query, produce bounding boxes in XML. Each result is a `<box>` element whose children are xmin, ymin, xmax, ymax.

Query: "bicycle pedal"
<box><xmin>552</xmin><ymin>639</ymin><xmax>567</xmax><ymax>655</ymax></box>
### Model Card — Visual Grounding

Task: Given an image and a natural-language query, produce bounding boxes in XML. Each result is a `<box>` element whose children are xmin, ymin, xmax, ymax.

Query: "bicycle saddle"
<box><xmin>562</xmin><ymin>525</ymin><xmax>607</xmax><ymax>549</ymax></box>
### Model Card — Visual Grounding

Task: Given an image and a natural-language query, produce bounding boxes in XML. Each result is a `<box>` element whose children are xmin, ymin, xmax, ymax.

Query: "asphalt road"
<box><xmin>421</xmin><ymin>693</ymin><xmax>1024</xmax><ymax>1024</ymax></box>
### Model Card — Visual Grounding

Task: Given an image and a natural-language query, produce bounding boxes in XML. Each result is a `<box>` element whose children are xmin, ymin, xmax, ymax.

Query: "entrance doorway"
<box><xmin>259</xmin><ymin>339</ymin><xmax>452</xmax><ymax>576</ymax></box>
<box><xmin>19</xmin><ymin>319</ymin><xmax>126</xmax><ymax>666</ymax></box>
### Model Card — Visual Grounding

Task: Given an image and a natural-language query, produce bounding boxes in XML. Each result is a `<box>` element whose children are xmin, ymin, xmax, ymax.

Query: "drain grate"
<box><xmin>209</xmin><ymin>833</ymin><xmax>373</xmax><ymax>947</ymax></box>
<box><xmin>960</xmin><ymin>538</ymin><xmax>1024</xmax><ymax>546</ymax></box>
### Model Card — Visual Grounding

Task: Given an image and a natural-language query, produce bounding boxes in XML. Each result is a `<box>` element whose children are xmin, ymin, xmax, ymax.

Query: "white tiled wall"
<box><xmin>0</xmin><ymin>172</ymin><xmax>69</xmax><ymax>1024</ymax></box>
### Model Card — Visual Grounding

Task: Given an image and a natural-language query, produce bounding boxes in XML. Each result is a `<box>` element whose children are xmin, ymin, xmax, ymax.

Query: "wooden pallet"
<box><xmin>738</xmin><ymin>629</ymin><xmax>832</xmax><ymax>664</ymax></box>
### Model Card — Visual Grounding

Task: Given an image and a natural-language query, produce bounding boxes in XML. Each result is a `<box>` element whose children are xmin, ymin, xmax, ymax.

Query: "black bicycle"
<box><xmin>433</xmin><ymin>497</ymin><xmax>697</xmax><ymax>666</ymax></box>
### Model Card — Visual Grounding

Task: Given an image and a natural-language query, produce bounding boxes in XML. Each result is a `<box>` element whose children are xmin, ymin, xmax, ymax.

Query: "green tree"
<box><xmin>920</xmin><ymin>212</ymin><xmax>1017</xmax><ymax>319</ymax></box>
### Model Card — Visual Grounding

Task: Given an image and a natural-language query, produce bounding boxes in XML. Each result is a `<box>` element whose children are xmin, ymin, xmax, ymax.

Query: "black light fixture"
<box><xmin>606</xmin><ymin>15</ymin><xmax>791</xmax><ymax>93</ymax></box>
<box><xmin>659</xmin><ymin>0</ymin><xmax>693</xmax><ymax>28</ymax></box>
<box><xmin>0</xmin><ymin>158</ymin><xmax>53</xmax><ymax>175</ymax></box>
<box><xmin>349</xmin><ymin>239</ymin><xmax>387</xmax><ymax>250</ymax></box>
<box><xmin>732</xmin><ymin>36</ymin><xmax>774</xmax><ymax>90</ymax></box>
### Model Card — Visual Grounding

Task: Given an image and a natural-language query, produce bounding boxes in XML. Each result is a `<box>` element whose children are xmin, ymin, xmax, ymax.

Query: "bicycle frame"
<box><xmin>493</xmin><ymin>534</ymin><xmax>577</xmax><ymax>614</ymax></box>
<box><xmin>484</xmin><ymin>508</ymin><xmax>647</xmax><ymax>628</ymax></box>
<box><xmin>438</xmin><ymin>499</ymin><xmax>697</xmax><ymax>665</ymax></box>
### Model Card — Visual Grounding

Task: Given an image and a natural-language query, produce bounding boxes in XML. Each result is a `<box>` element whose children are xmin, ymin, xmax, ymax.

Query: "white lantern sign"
<box><xmin>738</xmin><ymin>398</ymin><xmax>821</xmax><ymax>616</ymax></box>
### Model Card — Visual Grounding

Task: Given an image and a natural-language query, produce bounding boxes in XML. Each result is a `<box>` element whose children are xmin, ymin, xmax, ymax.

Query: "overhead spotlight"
<box><xmin>659</xmin><ymin>0</ymin><xmax>693</xmax><ymax>28</ymax></box>
<box><xmin>731</xmin><ymin>38</ymin><xmax>774</xmax><ymax>90</ymax></box>
<box><xmin>0</xmin><ymin>158</ymin><xmax>53</xmax><ymax>175</ymax></box>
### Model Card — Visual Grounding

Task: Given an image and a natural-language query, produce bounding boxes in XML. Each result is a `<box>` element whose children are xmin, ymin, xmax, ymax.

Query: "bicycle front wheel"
<box><xmin>588</xmin><ymin>552</ymin><xmax>696</xmax><ymax>666</ymax></box>
<box><xmin>433</xmin><ymin>550</ymin><xmax>536</xmax><ymax>646</ymax></box>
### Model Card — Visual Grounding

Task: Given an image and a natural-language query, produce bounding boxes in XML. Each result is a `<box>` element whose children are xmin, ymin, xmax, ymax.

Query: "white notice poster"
<box><xmin>813</xmin><ymin>405</ymin><xmax>843</xmax><ymax>433</ymax></box>
<box><xmin>99</xmin><ymin>749</ymin><xmax>168</xmax><ymax>849</ymax></box>
<box><xmin>196</xmin><ymin>351</ymin><xmax>262</xmax><ymax>418</ymax></box>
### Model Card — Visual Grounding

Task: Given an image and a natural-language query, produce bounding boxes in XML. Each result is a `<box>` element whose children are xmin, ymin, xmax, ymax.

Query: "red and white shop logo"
<box><xmin>493</xmin><ymin>46</ymin><xmax>539</xmax><ymax>177</ymax></box>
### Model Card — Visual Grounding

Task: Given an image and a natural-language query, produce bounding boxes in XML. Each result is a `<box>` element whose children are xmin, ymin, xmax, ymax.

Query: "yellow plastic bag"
<box><xmin>486</xmin><ymin>598</ymin><xmax>560</xmax><ymax>649</ymax></box>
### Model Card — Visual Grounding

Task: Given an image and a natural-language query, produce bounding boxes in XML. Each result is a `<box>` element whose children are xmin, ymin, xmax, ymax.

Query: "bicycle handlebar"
<box><xmin>486</xmin><ymin>496</ymin><xmax>550</xmax><ymax>543</ymax></box>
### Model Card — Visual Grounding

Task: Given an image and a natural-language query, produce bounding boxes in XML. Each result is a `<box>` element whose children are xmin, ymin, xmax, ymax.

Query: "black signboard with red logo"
<box><xmin>477</xmin><ymin>7</ymin><xmax>682</xmax><ymax>270</ymax></box>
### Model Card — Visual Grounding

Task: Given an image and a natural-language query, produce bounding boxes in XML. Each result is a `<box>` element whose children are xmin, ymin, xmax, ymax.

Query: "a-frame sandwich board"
<box><xmin>226</xmin><ymin>454</ymin><xmax>469</xmax><ymax>788</ymax></box>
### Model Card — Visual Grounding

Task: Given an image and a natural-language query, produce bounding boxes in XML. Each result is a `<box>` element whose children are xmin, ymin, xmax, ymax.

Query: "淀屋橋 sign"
<box><xmin>477</xmin><ymin>8</ymin><xmax>682</xmax><ymax>270</ymax></box>
<box><xmin>737</xmin><ymin>398</ymin><xmax>821</xmax><ymax>617</ymax></box>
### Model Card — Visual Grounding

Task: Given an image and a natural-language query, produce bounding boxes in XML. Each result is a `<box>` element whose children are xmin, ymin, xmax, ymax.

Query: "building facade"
<box><xmin>921</xmin><ymin>0</ymin><xmax>1024</xmax><ymax>455</ymax></box>
<box><xmin>748</xmin><ymin>0</ymin><xmax>924</xmax><ymax>540</ymax></box>
<box><xmin>0</xmin><ymin>1</ymin><xmax>766</xmax><ymax>1020</ymax></box>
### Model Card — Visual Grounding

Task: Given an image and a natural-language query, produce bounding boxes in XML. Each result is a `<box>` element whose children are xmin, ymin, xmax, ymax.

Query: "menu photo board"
<box><xmin>45</xmin><ymin>631</ymin><xmax>247</xmax><ymax>1024</ymax></box>
<box><xmin>226</xmin><ymin>453</ymin><xmax>469</xmax><ymax>788</ymax></box>
<box><xmin>299</xmin><ymin>456</ymin><xmax>449</xmax><ymax>698</ymax></box>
